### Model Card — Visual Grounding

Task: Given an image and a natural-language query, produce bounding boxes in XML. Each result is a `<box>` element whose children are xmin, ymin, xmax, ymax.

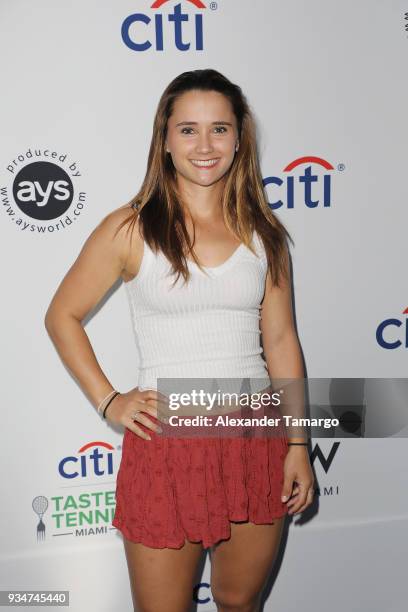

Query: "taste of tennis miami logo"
<box><xmin>32</xmin><ymin>441</ymin><xmax>121</xmax><ymax>542</ymax></box>
<box><xmin>121</xmin><ymin>0</ymin><xmax>215</xmax><ymax>52</ymax></box>
<box><xmin>376</xmin><ymin>307</ymin><xmax>408</xmax><ymax>349</ymax></box>
<box><xmin>263</xmin><ymin>156</ymin><xmax>341</xmax><ymax>209</ymax></box>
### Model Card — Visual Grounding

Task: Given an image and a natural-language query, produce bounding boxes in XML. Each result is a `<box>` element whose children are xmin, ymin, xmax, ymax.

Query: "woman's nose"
<box><xmin>196</xmin><ymin>132</ymin><xmax>213</xmax><ymax>153</ymax></box>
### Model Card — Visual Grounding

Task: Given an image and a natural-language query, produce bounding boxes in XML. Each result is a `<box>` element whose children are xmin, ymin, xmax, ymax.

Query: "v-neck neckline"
<box><xmin>186</xmin><ymin>233</ymin><xmax>255</xmax><ymax>277</ymax></box>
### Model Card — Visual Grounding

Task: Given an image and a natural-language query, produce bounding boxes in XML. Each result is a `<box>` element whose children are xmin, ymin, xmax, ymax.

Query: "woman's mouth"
<box><xmin>190</xmin><ymin>158</ymin><xmax>220</xmax><ymax>169</ymax></box>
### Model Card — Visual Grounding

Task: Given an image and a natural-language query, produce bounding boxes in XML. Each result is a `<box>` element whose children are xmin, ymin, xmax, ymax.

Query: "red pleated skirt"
<box><xmin>112</xmin><ymin>407</ymin><xmax>289</xmax><ymax>549</ymax></box>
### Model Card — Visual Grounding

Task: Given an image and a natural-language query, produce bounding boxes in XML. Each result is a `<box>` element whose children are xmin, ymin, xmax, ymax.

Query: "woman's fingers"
<box><xmin>287</xmin><ymin>481</ymin><xmax>314</xmax><ymax>514</ymax></box>
<box><xmin>131</xmin><ymin>408</ymin><xmax>162</xmax><ymax>434</ymax></box>
<box><xmin>127</xmin><ymin>421</ymin><xmax>152</xmax><ymax>441</ymax></box>
<box><xmin>295</xmin><ymin>488</ymin><xmax>315</xmax><ymax>514</ymax></box>
<box><xmin>140</xmin><ymin>390</ymin><xmax>170</xmax><ymax>422</ymax></box>
<box><xmin>124</xmin><ymin>392</ymin><xmax>166</xmax><ymax>439</ymax></box>
<box><xmin>142</xmin><ymin>389</ymin><xmax>169</xmax><ymax>407</ymax></box>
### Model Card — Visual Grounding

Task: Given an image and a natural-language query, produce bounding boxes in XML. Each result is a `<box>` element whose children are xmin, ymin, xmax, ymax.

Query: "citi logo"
<box><xmin>58</xmin><ymin>441</ymin><xmax>116</xmax><ymax>479</ymax></box>
<box><xmin>263</xmin><ymin>156</ymin><xmax>335</xmax><ymax>209</ymax></box>
<box><xmin>122</xmin><ymin>0</ymin><xmax>207</xmax><ymax>52</ymax></box>
<box><xmin>376</xmin><ymin>307</ymin><xmax>408</xmax><ymax>349</ymax></box>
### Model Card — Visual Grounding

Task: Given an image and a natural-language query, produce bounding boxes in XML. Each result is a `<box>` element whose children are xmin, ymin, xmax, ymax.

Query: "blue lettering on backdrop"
<box><xmin>122</xmin><ymin>3</ymin><xmax>204</xmax><ymax>52</ymax></box>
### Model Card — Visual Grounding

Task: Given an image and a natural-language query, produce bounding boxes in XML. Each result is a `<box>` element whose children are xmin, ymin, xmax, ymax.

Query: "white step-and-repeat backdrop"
<box><xmin>1</xmin><ymin>1</ymin><xmax>407</xmax><ymax>611</ymax></box>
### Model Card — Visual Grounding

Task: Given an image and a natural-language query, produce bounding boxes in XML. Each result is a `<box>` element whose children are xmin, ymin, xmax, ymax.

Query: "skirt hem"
<box><xmin>112</xmin><ymin>509</ymin><xmax>288</xmax><ymax>550</ymax></box>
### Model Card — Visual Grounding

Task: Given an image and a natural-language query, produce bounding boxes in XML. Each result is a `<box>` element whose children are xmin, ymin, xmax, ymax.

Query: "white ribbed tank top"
<box><xmin>124</xmin><ymin>230</ymin><xmax>270</xmax><ymax>395</ymax></box>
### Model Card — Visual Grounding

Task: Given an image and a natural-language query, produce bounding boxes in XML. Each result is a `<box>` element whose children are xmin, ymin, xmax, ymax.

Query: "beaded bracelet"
<box><xmin>97</xmin><ymin>389</ymin><xmax>117</xmax><ymax>415</ymax></box>
<box><xmin>103</xmin><ymin>392</ymin><xmax>121</xmax><ymax>419</ymax></box>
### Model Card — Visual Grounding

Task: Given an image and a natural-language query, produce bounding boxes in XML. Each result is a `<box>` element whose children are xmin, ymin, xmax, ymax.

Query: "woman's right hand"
<box><xmin>104</xmin><ymin>387</ymin><xmax>167</xmax><ymax>440</ymax></box>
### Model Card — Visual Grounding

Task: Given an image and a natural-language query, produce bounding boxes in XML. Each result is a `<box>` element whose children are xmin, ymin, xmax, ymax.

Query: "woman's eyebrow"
<box><xmin>175</xmin><ymin>120</ymin><xmax>233</xmax><ymax>127</ymax></box>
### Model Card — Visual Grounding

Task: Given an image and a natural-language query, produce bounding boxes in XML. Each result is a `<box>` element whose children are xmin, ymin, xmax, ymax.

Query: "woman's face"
<box><xmin>165</xmin><ymin>89</ymin><xmax>239</xmax><ymax>189</ymax></box>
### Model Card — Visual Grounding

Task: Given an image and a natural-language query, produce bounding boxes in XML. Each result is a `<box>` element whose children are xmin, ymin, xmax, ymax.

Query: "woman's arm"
<box><xmin>44</xmin><ymin>206</ymin><xmax>140</xmax><ymax>410</ymax></box>
<box><xmin>260</xmin><ymin>250</ymin><xmax>306</xmax><ymax>442</ymax></box>
<box><xmin>260</xmin><ymin>251</ymin><xmax>315</xmax><ymax>514</ymax></box>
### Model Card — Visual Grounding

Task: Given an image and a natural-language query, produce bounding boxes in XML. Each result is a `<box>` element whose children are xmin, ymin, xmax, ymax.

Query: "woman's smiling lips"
<box><xmin>189</xmin><ymin>158</ymin><xmax>221</xmax><ymax>169</ymax></box>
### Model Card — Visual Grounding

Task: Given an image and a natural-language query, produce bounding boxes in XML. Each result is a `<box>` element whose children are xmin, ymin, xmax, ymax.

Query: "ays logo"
<box><xmin>263</xmin><ymin>156</ymin><xmax>337</xmax><ymax>209</ymax></box>
<box><xmin>2</xmin><ymin>148</ymin><xmax>86</xmax><ymax>233</ymax></box>
<box><xmin>376</xmin><ymin>307</ymin><xmax>408</xmax><ymax>349</ymax></box>
<box><xmin>122</xmin><ymin>0</ymin><xmax>211</xmax><ymax>52</ymax></box>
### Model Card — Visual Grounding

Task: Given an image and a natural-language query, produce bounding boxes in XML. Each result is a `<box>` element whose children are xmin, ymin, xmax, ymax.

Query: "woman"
<box><xmin>45</xmin><ymin>69</ymin><xmax>315</xmax><ymax>612</ymax></box>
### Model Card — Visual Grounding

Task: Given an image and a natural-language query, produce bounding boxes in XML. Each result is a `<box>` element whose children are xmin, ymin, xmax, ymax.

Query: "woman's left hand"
<box><xmin>281</xmin><ymin>445</ymin><xmax>315</xmax><ymax>515</ymax></box>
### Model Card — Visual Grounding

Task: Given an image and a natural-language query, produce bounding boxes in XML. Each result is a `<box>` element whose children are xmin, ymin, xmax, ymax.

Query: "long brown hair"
<box><xmin>115</xmin><ymin>68</ymin><xmax>293</xmax><ymax>287</ymax></box>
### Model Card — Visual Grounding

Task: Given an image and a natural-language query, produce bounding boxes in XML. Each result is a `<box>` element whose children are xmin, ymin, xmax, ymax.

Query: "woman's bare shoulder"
<box><xmin>98</xmin><ymin>204</ymin><xmax>143</xmax><ymax>282</ymax></box>
<box><xmin>99</xmin><ymin>202</ymin><xmax>138</xmax><ymax>227</ymax></box>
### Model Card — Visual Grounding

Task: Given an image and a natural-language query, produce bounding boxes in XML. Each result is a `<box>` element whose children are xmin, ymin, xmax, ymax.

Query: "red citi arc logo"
<box><xmin>151</xmin><ymin>0</ymin><xmax>206</xmax><ymax>7</ymax></box>
<box><xmin>284</xmin><ymin>156</ymin><xmax>334</xmax><ymax>172</ymax></box>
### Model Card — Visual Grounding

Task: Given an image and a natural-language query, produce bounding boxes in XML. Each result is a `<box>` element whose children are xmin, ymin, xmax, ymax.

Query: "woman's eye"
<box><xmin>180</xmin><ymin>126</ymin><xmax>228</xmax><ymax>134</ymax></box>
